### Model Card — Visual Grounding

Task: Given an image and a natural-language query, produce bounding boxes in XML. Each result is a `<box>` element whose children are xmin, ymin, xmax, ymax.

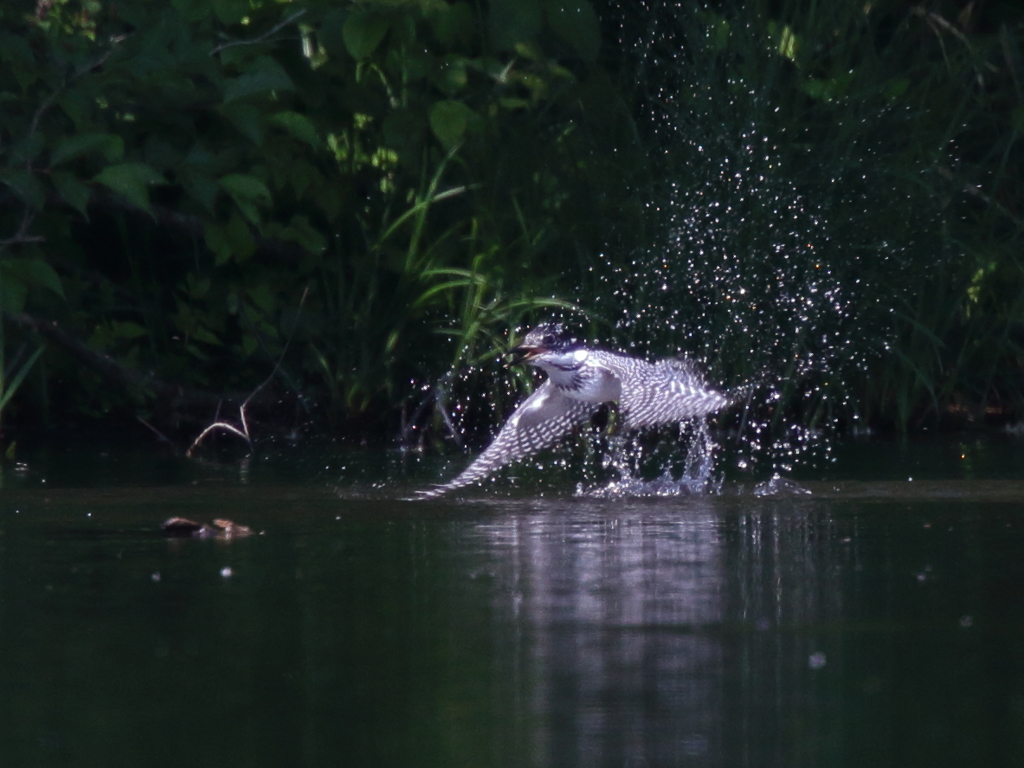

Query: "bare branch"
<box><xmin>209</xmin><ymin>10</ymin><xmax>307</xmax><ymax>56</ymax></box>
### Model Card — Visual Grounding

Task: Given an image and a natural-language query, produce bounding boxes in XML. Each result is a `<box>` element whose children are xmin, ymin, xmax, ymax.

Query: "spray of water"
<box><xmin>428</xmin><ymin>3</ymin><xmax>895</xmax><ymax>496</ymax></box>
<box><xmin>590</xmin><ymin>125</ymin><xmax>865</xmax><ymax>484</ymax></box>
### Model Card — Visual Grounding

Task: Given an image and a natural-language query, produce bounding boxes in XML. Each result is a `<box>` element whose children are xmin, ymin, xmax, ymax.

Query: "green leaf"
<box><xmin>205</xmin><ymin>213</ymin><xmax>256</xmax><ymax>264</ymax></box>
<box><xmin>1</xmin><ymin>258</ymin><xmax>65</xmax><ymax>299</ymax></box>
<box><xmin>50</xmin><ymin>132</ymin><xmax>124</xmax><ymax>167</ymax></box>
<box><xmin>223</xmin><ymin>56</ymin><xmax>295</xmax><ymax>102</ymax></box>
<box><xmin>274</xmin><ymin>214</ymin><xmax>327</xmax><ymax>255</ymax></box>
<box><xmin>178</xmin><ymin>166</ymin><xmax>220</xmax><ymax>214</ymax></box>
<box><xmin>219</xmin><ymin>102</ymin><xmax>266</xmax><ymax>144</ymax></box>
<box><xmin>434</xmin><ymin>56</ymin><xmax>469</xmax><ymax>97</ymax></box>
<box><xmin>270</xmin><ymin>111</ymin><xmax>321</xmax><ymax>148</ymax></box>
<box><xmin>544</xmin><ymin>0</ymin><xmax>600</xmax><ymax>61</ymax></box>
<box><xmin>111</xmin><ymin>321</ymin><xmax>147</xmax><ymax>339</ymax></box>
<box><xmin>211</xmin><ymin>0</ymin><xmax>247</xmax><ymax>25</ymax></box>
<box><xmin>883</xmin><ymin>77</ymin><xmax>910</xmax><ymax>101</ymax></box>
<box><xmin>707</xmin><ymin>16</ymin><xmax>730</xmax><ymax>51</ymax></box>
<box><xmin>51</xmin><ymin>171</ymin><xmax>91</xmax><ymax>219</ymax></box>
<box><xmin>247</xmin><ymin>283</ymin><xmax>275</xmax><ymax>312</ymax></box>
<box><xmin>343</xmin><ymin>9</ymin><xmax>391</xmax><ymax>59</ymax></box>
<box><xmin>801</xmin><ymin>72</ymin><xmax>854</xmax><ymax>102</ymax></box>
<box><xmin>219</xmin><ymin>173</ymin><xmax>272</xmax><ymax>225</ymax></box>
<box><xmin>0</xmin><ymin>168</ymin><xmax>45</xmax><ymax>210</ymax></box>
<box><xmin>11</xmin><ymin>134</ymin><xmax>45</xmax><ymax>164</ymax></box>
<box><xmin>192</xmin><ymin>325</ymin><xmax>222</xmax><ymax>345</ymax></box>
<box><xmin>429</xmin><ymin>100</ymin><xmax>476</xmax><ymax>149</ymax></box>
<box><xmin>775</xmin><ymin>23</ymin><xmax>798</xmax><ymax>61</ymax></box>
<box><xmin>0</xmin><ymin>31</ymin><xmax>36</xmax><ymax>89</ymax></box>
<box><xmin>94</xmin><ymin>163</ymin><xmax>165</xmax><ymax>215</ymax></box>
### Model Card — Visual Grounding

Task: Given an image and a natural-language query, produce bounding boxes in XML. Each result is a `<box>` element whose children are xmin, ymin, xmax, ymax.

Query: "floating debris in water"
<box><xmin>161</xmin><ymin>517</ymin><xmax>256</xmax><ymax>539</ymax></box>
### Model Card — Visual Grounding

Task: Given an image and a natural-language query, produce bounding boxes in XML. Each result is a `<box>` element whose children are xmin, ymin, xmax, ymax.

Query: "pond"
<box><xmin>2</xmin><ymin>433</ymin><xmax>1024</xmax><ymax>767</ymax></box>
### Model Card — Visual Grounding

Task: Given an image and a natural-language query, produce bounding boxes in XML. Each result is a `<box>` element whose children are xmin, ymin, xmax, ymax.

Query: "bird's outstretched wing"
<box><xmin>418</xmin><ymin>381</ymin><xmax>598</xmax><ymax>498</ymax></box>
<box><xmin>602</xmin><ymin>355</ymin><xmax>731</xmax><ymax>430</ymax></box>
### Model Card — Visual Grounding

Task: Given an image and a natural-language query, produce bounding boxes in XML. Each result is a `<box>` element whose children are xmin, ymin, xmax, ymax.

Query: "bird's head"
<box><xmin>510</xmin><ymin>323</ymin><xmax>588</xmax><ymax>371</ymax></box>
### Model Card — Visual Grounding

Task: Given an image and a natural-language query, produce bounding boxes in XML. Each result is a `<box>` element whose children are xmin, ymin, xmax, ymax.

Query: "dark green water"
<box><xmin>2</xmin><ymin>436</ymin><xmax>1024</xmax><ymax>767</ymax></box>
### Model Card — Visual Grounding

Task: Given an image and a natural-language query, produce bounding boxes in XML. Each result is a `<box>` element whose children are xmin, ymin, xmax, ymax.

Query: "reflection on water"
<box><xmin>478</xmin><ymin>502</ymin><xmax>725</xmax><ymax>766</ymax></box>
<box><xmin>2</xmin><ymin>446</ymin><xmax>1024</xmax><ymax>766</ymax></box>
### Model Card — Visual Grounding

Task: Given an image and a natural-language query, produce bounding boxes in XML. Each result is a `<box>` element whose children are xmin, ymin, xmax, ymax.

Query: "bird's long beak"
<box><xmin>508</xmin><ymin>342</ymin><xmax>545</xmax><ymax>365</ymax></box>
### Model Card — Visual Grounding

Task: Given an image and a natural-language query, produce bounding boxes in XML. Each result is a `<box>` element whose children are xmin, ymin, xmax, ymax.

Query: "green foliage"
<box><xmin>2</xmin><ymin>0</ymin><xmax>1021</xmax><ymax>442</ymax></box>
<box><xmin>0</xmin><ymin>0</ymin><xmax>638</xmax><ymax>435</ymax></box>
<box><xmin>600</xmin><ymin>0</ymin><xmax>1024</xmax><ymax>431</ymax></box>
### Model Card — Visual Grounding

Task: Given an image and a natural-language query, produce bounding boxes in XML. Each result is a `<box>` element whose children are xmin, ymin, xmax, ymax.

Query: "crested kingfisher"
<box><xmin>418</xmin><ymin>323</ymin><xmax>733</xmax><ymax>497</ymax></box>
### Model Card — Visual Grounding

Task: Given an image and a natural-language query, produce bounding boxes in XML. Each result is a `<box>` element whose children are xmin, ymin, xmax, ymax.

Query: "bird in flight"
<box><xmin>418</xmin><ymin>323</ymin><xmax>734</xmax><ymax>497</ymax></box>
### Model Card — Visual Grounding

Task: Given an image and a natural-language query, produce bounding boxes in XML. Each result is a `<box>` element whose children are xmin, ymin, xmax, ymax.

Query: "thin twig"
<box><xmin>186</xmin><ymin>287</ymin><xmax>310</xmax><ymax>457</ymax></box>
<box><xmin>27</xmin><ymin>46</ymin><xmax>118</xmax><ymax>139</ymax></box>
<box><xmin>136</xmin><ymin>415</ymin><xmax>173</xmax><ymax>445</ymax></box>
<box><xmin>209</xmin><ymin>10</ymin><xmax>307</xmax><ymax>56</ymax></box>
<box><xmin>0</xmin><ymin>208</ymin><xmax>43</xmax><ymax>249</ymax></box>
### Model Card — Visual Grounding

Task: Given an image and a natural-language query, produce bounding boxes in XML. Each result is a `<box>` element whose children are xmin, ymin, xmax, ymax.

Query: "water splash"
<box><xmin>426</xmin><ymin>3</ymin><xmax>899</xmax><ymax>496</ymax></box>
<box><xmin>576</xmin><ymin>421</ymin><xmax>722</xmax><ymax>498</ymax></box>
<box><xmin>579</xmin><ymin>4</ymin><xmax>893</xmax><ymax>485</ymax></box>
<box><xmin>589</xmin><ymin>117</ymin><xmax>869</xmax><ymax>480</ymax></box>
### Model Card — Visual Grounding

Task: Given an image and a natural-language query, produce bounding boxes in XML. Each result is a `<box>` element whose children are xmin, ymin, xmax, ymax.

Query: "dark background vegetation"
<box><xmin>1</xmin><ymin>0</ymin><xmax>1022</xmax><ymax>454</ymax></box>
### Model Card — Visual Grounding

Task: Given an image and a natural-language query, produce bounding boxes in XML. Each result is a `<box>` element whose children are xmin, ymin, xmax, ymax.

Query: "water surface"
<box><xmin>2</xmin><ymin>436</ymin><xmax>1024</xmax><ymax>767</ymax></box>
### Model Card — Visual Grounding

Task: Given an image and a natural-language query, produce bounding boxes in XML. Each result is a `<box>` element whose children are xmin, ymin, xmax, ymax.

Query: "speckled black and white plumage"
<box><xmin>593</xmin><ymin>353</ymin><xmax>730</xmax><ymax>429</ymax></box>
<box><xmin>417</xmin><ymin>323</ymin><xmax>732</xmax><ymax>498</ymax></box>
